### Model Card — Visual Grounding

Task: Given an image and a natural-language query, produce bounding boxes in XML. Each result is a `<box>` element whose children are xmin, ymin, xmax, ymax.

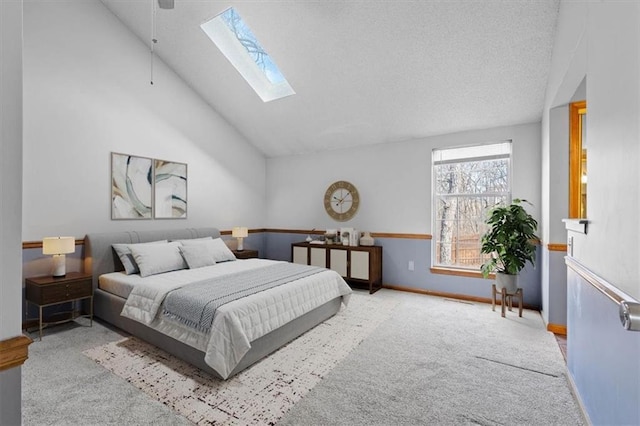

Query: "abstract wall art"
<box><xmin>154</xmin><ymin>159</ymin><xmax>187</xmax><ymax>219</ymax></box>
<box><xmin>111</xmin><ymin>153</ymin><xmax>153</xmax><ymax>219</ymax></box>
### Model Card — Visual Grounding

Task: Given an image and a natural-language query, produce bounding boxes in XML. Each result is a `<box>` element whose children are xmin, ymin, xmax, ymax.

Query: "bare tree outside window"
<box><xmin>432</xmin><ymin>143</ymin><xmax>511</xmax><ymax>270</ymax></box>
<box><xmin>221</xmin><ymin>8</ymin><xmax>285</xmax><ymax>85</ymax></box>
<box><xmin>201</xmin><ymin>7</ymin><xmax>295</xmax><ymax>102</ymax></box>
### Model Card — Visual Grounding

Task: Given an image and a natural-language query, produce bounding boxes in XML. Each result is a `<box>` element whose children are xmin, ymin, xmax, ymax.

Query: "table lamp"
<box><xmin>42</xmin><ymin>237</ymin><xmax>75</xmax><ymax>277</ymax></box>
<box><xmin>232</xmin><ymin>227</ymin><xmax>248</xmax><ymax>251</ymax></box>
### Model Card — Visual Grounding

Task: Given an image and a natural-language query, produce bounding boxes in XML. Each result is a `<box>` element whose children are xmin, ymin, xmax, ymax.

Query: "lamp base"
<box><xmin>51</xmin><ymin>254</ymin><xmax>67</xmax><ymax>277</ymax></box>
<box><xmin>236</xmin><ymin>237</ymin><xmax>244</xmax><ymax>251</ymax></box>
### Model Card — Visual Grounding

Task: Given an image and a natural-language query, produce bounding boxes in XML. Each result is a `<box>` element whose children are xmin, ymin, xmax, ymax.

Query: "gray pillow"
<box><xmin>180</xmin><ymin>238</ymin><xmax>236</xmax><ymax>263</ymax></box>
<box><xmin>129</xmin><ymin>241</ymin><xmax>187</xmax><ymax>278</ymax></box>
<box><xmin>171</xmin><ymin>236</ymin><xmax>213</xmax><ymax>244</ymax></box>
<box><xmin>112</xmin><ymin>240</ymin><xmax>168</xmax><ymax>275</ymax></box>
<box><xmin>179</xmin><ymin>245</ymin><xmax>217</xmax><ymax>269</ymax></box>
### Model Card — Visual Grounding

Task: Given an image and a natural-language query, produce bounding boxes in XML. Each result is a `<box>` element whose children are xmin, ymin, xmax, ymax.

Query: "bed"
<box><xmin>84</xmin><ymin>227</ymin><xmax>352</xmax><ymax>379</ymax></box>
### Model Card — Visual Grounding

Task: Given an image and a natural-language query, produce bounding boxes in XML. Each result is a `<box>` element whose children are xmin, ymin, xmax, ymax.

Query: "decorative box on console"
<box><xmin>340</xmin><ymin>227</ymin><xmax>359</xmax><ymax>246</ymax></box>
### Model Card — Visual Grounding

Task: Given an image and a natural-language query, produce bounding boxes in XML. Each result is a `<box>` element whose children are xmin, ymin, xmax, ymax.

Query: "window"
<box><xmin>201</xmin><ymin>7</ymin><xmax>295</xmax><ymax>102</ymax></box>
<box><xmin>432</xmin><ymin>142</ymin><xmax>511</xmax><ymax>271</ymax></box>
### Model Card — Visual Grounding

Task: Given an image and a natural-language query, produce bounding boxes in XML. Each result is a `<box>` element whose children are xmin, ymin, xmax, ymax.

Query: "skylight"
<box><xmin>201</xmin><ymin>8</ymin><xmax>295</xmax><ymax>102</ymax></box>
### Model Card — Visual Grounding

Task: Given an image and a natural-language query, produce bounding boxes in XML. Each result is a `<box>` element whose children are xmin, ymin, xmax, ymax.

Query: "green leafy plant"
<box><xmin>480</xmin><ymin>199</ymin><xmax>539</xmax><ymax>278</ymax></box>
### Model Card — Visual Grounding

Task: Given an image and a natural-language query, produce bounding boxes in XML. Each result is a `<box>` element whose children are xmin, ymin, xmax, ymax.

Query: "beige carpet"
<box><xmin>83</xmin><ymin>293</ymin><xmax>398</xmax><ymax>425</ymax></box>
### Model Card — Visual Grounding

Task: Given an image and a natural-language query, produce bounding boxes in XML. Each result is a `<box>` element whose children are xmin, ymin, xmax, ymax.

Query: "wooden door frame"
<box><xmin>569</xmin><ymin>100</ymin><xmax>587</xmax><ymax>218</ymax></box>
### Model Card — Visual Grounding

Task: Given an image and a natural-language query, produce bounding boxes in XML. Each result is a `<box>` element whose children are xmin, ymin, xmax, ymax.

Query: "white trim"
<box><xmin>431</xmin><ymin>141</ymin><xmax>512</xmax><ymax>270</ymax></box>
<box><xmin>563</xmin><ymin>218</ymin><xmax>588</xmax><ymax>234</ymax></box>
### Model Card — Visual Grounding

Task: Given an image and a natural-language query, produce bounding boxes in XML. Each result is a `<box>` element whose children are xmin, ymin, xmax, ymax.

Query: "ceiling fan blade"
<box><xmin>157</xmin><ymin>0</ymin><xmax>174</xmax><ymax>9</ymax></box>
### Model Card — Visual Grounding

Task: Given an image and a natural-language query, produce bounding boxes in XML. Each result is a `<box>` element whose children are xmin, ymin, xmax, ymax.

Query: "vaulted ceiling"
<box><xmin>100</xmin><ymin>0</ymin><xmax>560</xmax><ymax>158</ymax></box>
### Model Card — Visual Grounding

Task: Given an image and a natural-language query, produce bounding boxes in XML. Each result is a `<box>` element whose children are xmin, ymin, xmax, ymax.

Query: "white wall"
<box><xmin>577</xmin><ymin>1</ymin><xmax>640</xmax><ymax>299</ymax></box>
<box><xmin>539</xmin><ymin>1</ymin><xmax>588</xmax><ymax>327</ymax></box>
<box><xmin>22</xmin><ymin>0</ymin><xmax>266</xmax><ymax>241</ymax></box>
<box><xmin>1</xmin><ymin>1</ymin><xmax>25</xmax><ymax>424</ymax></box>
<box><xmin>540</xmin><ymin>105</ymin><xmax>571</xmax><ymax>326</ymax></box>
<box><xmin>546</xmin><ymin>1</ymin><xmax>640</xmax><ymax>300</ymax></box>
<box><xmin>541</xmin><ymin>1</ymin><xmax>587</xmax><ymax>244</ymax></box>
<box><xmin>1</xmin><ymin>0</ymin><xmax>23</xmax><ymax>340</ymax></box>
<box><xmin>267</xmin><ymin>123</ymin><xmax>541</xmax><ymax>234</ymax></box>
<box><xmin>553</xmin><ymin>7</ymin><xmax>640</xmax><ymax>420</ymax></box>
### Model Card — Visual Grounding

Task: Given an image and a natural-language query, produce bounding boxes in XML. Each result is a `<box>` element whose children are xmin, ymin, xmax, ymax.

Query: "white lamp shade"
<box><xmin>232</xmin><ymin>227</ymin><xmax>248</xmax><ymax>238</ymax></box>
<box><xmin>42</xmin><ymin>237</ymin><xmax>75</xmax><ymax>255</ymax></box>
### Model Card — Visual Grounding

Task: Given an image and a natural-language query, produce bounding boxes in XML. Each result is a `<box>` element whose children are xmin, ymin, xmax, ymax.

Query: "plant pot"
<box><xmin>495</xmin><ymin>272</ymin><xmax>518</xmax><ymax>294</ymax></box>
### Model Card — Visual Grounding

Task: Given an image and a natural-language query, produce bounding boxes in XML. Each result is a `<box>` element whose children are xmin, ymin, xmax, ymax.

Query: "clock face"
<box><xmin>324</xmin><ymin>181</ymin><xmax>360</xmax><ymax>222</ymax></box>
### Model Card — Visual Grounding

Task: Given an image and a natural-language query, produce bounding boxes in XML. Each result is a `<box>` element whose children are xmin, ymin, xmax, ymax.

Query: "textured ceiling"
<box><xmin>100</xmin><ymin>0</ymin><xmax>559</xmax><ymax>157</ymax></box>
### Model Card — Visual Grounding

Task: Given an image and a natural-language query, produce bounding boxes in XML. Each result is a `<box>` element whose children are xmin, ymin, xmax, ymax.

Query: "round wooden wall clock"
<box><xmin>324</xmin><ymin>180</ymin><xmax>360</xmax><ymax>222</ymax></box>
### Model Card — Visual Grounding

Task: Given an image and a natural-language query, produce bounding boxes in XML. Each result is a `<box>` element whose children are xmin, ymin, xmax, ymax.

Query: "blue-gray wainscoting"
<box><xmin>567</xmin><ymin>261</ymin><xmax>640</xmax><ymax>425</ymax></box>
<box><xmin>544</xmin><ymin>247</ymin><xmax>569</xmax><ymax>327</ymax></box>
<box><xmin>263</xmin><ymin>232</ymin><xmax>541</xmax><ymax>309</ymax></box>
<box><xmin>20</xmin><ymin>231</ymin><xmax>541</xmax><ymax>321</ymax></box>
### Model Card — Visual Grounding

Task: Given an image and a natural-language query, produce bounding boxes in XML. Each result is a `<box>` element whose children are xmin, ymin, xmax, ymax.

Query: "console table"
<box><xmin>291</xmin><ymin>242</ymin><xmax>383</xmax><ymax>293</ymax></box>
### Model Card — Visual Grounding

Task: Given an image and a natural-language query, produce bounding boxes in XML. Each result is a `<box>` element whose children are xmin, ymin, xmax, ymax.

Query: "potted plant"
<box><xmin>480</xmin><ymin>199</ymin><xmax>538</xmax><ymax>293</ymax></box>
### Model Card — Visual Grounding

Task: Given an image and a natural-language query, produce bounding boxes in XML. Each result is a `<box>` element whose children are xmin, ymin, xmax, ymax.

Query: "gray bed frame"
<box><xmin>84</xmin><ymin>227</ymin><xmax>342</xmax><ymax>379</ymax></box>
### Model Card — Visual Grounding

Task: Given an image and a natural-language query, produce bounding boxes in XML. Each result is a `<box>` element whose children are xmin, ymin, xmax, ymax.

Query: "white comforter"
<box><xmin>119</xmin><ymin>259</ymin><xmax>352</xmax><ymax>378</ymax></box>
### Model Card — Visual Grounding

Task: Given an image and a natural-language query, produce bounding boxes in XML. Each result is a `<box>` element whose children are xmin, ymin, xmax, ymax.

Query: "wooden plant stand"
<box><xmin>491</xmin><ymin>284</ymin><xmax>523</xmax><ymax>318</ymax></box>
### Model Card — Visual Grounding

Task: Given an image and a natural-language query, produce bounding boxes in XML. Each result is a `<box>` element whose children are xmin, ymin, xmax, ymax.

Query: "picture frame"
<box><xmin>111</xmin><ymin>152</ymin><xmax>153</xmax><ymax>220</ymax></box>
<box><xmin>154</xmin><ymin>159</ymin><xmax>187</xmax><ymax>219</ymax></box>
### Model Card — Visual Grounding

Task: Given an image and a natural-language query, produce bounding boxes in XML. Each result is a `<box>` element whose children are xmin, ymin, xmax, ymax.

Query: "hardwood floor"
<box><xmin>554</xmin><ymin>334</ymin><xmax>567</xmax><ymax>361</ymax></box>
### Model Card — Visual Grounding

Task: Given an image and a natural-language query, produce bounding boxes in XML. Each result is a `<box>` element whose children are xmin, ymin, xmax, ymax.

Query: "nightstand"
<box><xmin>25</xmin><ymin>272</ymin><xmax>93</xmax><ymax>341</ymax></box>
<box><xmin>233</xmin><ymin>249</ymin><xmax>259</xmax><ymax>259</ymax></box>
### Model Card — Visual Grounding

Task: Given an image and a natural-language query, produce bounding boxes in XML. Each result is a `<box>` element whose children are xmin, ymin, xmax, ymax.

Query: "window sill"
<box><xmin>430</xmin><ymin>267</ymin><xmax>494</xmax><ymax>279</ymax></box>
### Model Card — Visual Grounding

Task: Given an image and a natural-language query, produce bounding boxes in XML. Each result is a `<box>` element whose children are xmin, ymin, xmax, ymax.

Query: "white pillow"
<box><xmin>112</xmin><ymin>240</ymin><xmax>168</xmax><ymax>275</ymax></box>
<box><xmin>129</xmin><ymin>241</ymin><xmax>187</xmax><ymax>277</ymax></box>
<box><xmin>179</xmin><ymin>245</ymin><xmax>216</xmax><ymax>269</ymax></box>
<box><xmin>180</xmin><ymin>237</ymin><xmax>236</xmax><ymax>263</ymax></box>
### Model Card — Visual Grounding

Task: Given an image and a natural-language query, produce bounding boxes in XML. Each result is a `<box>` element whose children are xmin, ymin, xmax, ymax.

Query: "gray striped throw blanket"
<box><xmin>162</xmin><ymin>262</ymin><xmax>326</xmax><ymax>333</ymax></box>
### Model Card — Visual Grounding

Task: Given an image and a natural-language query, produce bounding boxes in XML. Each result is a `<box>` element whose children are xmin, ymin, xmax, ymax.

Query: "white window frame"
<box><xmin>431</xmin><ymin>141</ymin><xmax>512</xmax><ymax>272</ymax></box>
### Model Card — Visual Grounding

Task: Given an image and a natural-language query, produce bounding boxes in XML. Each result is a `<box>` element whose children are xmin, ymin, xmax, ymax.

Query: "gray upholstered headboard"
<box><xmin>84</xmin><ymin>227</ymin><xmax>221</xmax><ymax>290</ymax></box>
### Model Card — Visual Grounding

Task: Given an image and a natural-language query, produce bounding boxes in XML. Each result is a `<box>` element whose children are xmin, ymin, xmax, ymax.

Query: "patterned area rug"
<box><xmin>83</xmin><ymin>292</ymin><xmax>398</xmax><ymax>425</ymax></box>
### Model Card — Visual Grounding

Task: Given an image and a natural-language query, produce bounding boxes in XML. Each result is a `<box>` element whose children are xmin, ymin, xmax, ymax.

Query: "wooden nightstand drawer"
<box><xmin>24</xmin><ymin>272</ymin><xmax>94</xmax><ymax>340</ymax></box>
<box><xmin>26</xmin><ymin>275</ymin><xmax>92</xmax><ymax>306</ymax></box>
<box><xmin>37</xmin><ymin>281</ymin><xmax>92</xmax><ymax>305</ymax></box>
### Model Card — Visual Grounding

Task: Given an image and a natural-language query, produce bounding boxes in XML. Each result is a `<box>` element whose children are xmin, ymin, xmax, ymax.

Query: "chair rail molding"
<box><xmin>0</xmin><ymin>335</ymin><xmax>33</xmax><ymax>372</ymax></box>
